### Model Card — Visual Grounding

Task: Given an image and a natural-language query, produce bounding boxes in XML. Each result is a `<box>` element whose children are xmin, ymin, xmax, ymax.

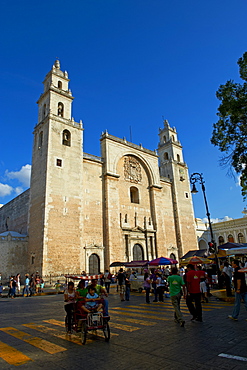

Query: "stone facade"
<box><xmin>0</xmin><ymin>231</ymin><xmax>28</xmax><ymax>280</ymax></box>
<box><xmin>0</xmin><ymin>190</ymin><xmax>30</xmax><ymax>235</ymax></box>
<box><xmin>196</xmin><ymin>215</ymin><xmax>247</xmax><ymax>250</ymax></box>
<box><xmin>0</xmin><ymin>60</ymin><xmax>198</xmax><ymax>277</ymax></box>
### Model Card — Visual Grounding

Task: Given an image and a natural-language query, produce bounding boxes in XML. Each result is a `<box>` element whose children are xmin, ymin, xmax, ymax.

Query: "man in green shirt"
<box><xmin>167</xmin><ymin>267</ymin><xmax>186</xmax><ymax>327</ymax></box>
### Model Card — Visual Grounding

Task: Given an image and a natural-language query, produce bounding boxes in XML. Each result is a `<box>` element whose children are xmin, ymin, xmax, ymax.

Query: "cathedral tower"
<box><xmin>157</xmin><ymin>120</ymin><xmax>197</xmax><ymax>257</ymax></box>
<box><xmin>28</xmin><ymin>61</ymin><xmax>84</xmax><ymax>275</ymax></box>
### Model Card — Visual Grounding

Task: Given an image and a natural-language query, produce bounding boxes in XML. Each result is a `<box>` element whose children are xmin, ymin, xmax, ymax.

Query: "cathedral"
<box><xmin>0</xmin><ymin>60</ymin><xmax>197</xmax><ymax>277</ymax></box>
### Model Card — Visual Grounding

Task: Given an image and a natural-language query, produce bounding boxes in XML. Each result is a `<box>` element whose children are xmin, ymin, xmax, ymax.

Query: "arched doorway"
<box><xmin>133</xmin><ymin>244</ymin><xmax>144</xmax><ymax>261</ymax></box>
<box><xmin>199</xmin><ymin>239</ymin><xmax>207</xmax><ymax>250</ymax></box>
<box><xmin>170</xmin><ymin>253</ymin><xmax>176</xmax><ymax>260</ymax></box>
<box><xmin>89</xmin><ymin>253</ymin><xmax>100</xmax><ymax>274</ymax></box>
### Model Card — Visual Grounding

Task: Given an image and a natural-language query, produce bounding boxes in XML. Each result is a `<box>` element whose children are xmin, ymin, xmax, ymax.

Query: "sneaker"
<box><xmin>190</xmin><ymin>316</ymin><xmax>197</xmax><ymax>321</ymax></box>
<box><xmin>180</xmin><ymin>320</ymin><xmax>185</xmax><ymax>327</ymax></box>
<box><xmin>174</xmin><ymin>319</ymin><xmax>179</xmax><ymax>323</ymax></box>
<box><xmin>195</xmin><ymin>318</ymin><xmax>203</xmax><ymax>322</ymax></box>
<box><xmin>228</xmin><ymin>315</ymin><xmax>238</xmax><ymax>321</ymax></box>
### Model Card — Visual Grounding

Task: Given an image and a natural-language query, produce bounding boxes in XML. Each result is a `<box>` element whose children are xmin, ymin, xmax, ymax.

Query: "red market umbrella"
<box><xmin>149</xmin><ymin>256</ymin><xmax>178</xmax><ymax>266</ymax></box>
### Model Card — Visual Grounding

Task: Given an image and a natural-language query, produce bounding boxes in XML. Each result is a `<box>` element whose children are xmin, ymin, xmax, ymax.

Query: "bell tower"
<box><xmin>157</xmin><ymin>119</ymin><xmax>197</xmax><ymax>257</ymax></box>
<box><xmin>28</xmin><ymin>60</ymin><xmax>84</xmax><ymax>276</ymax></box>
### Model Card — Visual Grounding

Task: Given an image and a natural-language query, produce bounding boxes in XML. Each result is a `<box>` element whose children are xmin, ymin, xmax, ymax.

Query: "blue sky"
<box><xmin>1</xmin><ymin>0</ymin><xmax>247</xmax><ymax>221</ymax></box>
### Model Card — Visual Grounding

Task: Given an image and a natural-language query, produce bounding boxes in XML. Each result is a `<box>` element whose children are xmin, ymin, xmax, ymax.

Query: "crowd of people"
<box><xmin>113</xmin><ymin>259</ymin><xmax>247</xmax><ymax>326</ymax></box>
<box><xmin>0</xmin><ymin>272</ymin><xmax>45</xmax><ymax>298</ymax></box>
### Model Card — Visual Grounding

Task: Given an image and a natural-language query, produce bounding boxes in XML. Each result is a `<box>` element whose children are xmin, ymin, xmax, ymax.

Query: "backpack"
<box><xmin>107</xmin><ymin>273</ymin><xmax>112</xmax><ymax>280</ymax></box>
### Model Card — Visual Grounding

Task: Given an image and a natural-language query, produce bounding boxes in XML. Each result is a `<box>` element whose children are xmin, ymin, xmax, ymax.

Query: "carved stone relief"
<box><xmin>124</xmin><ymin>156</ymin><xmax>142</xmax><ymax>183</ymax></box>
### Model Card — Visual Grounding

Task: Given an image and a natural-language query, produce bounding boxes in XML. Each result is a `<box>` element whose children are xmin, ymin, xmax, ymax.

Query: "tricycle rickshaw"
<box><xmin>64</xmin><ymin>274</ymin><xmax>110</xmax><ymax>345</ymax></box>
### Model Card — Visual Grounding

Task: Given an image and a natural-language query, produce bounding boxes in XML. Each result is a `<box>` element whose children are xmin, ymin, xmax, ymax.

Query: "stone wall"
<box><xmin>0</xmin><ymin>232</ymin><xmax>28</xmax><ymax>280</ymax></box>
<box><xmin>0</xmin><ymin>189</ymin><xmax>30</xmax><ymax>235</ymax></box>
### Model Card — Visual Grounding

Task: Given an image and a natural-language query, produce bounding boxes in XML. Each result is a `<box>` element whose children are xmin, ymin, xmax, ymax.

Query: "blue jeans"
<box><xmin>232</xmin><ymin>292</ymin><xmax>247</xmax><ymax>319</ymax></box>
<box><xmin>125</xmin><ymin>286</ymin><xmax>130</xmax><ymax>301</ymax></box>
<box><xmin>23</xmin><ymin>286</ymin><xmax>30</xmax><ymax>296</ymax></box>
<box><xmin>103</xmin><ymin>299</ymin><xmax>109</xmax><ymax>316</ymax></box>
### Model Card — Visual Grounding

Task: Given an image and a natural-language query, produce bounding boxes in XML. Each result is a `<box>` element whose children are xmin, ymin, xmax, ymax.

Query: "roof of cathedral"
<box><xmin>0</xmin><ymin>231</ymin><xmax>27</xmax><ymax>237</ymax></box>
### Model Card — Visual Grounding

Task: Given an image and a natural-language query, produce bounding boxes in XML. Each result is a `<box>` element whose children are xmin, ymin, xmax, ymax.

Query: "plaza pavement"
<box><xmin>0</xmin><ymin>286</ymin><xmax>247</xmax><ymax>369</ymax></box>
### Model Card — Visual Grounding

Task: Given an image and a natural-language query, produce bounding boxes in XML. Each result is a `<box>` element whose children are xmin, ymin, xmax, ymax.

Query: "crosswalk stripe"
<box><xmin>110</xmin><ymin>309</ymin><xmax>170</xmax><ymax>320</ymax></box>
<box><xmin>109</xmin><ymin>322</ymin><xmax>140</xmax><ymax>332</ymax></box>
<box><xmin>43</xmin><ymin>319</ymin><xmax>118</xmax><ymax>337</ymax></box>
<box><xmin>0</xmin><ymin>327</ymin><xmax>66</xmax><ymax>354</ymax></box>
<box><xmin>136</xmin><ymin>304</ymin><xmax>211</xmax><ymax>312</ymax></box>
<box><xmin>118</xmin><ymin>306</ymin><xmax>190</xmax><ymax>314</ymax></box>
<box><xmin>23</xmin><ymin>323</ymin><xmax>84</xmax><ymax>345</ymax></box>
<box><xmin>43</xmin><ymin>319</ymin><xmax>64</xmax><ymax>327</ymax></box>
<box><xmin>111</xmin><ymin>316</ymin><xmax>156</xmax><ymax>326</ymax></box>
<box><xmin>0</xmin><ymin>340</ymin><xmax>32</xmax><ymax>366</ymax></box>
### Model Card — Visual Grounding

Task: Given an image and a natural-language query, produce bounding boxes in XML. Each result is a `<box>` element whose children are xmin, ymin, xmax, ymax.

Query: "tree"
<box><xmin>211</xmin><ymin>52</ymin><xmax>247</xmax><ymax>199</ymax></box>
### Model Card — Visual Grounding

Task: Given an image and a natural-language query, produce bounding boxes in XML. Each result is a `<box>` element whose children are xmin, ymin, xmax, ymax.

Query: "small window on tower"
<box><xmin>164</xmin><ymin>152</ymin><xmax>169</xmax><ymax>160</ymax></box>
<box><xmin>62</xmin><ymin>129</ymin><xmax>71</xmax><ymax>146</ymax></box>
<box><xmin>57</xmin><ymin>159</ymin><xmax>62</xmax><ymax>167</ymax></box>
<box><xmin>130</xmin><ymin>186</ymin><xmax>139</xmax><ymax>204</ymax></box>
<box><xmin>43</xmin><ymin>104</ymin><xmax>46</xmax><ymax>119</ymax></box>
<box><xmin>58</xmin><ymin>102</ymin><xmax>64</xmax><ymax>117</ymax></box>
<box><xmin>58</xmin><ymin>81</ymin><xmax>62</xmax><ymax>89</ymax></box>
<box><xmin>177</xmin><ymin>154</ymin><xmax>180</xmax><ymax>162</ymax></box>
<box><xmin>38</xmin><ymin>131</ymin><xmax>43</xmax><ymax>148</ymax></box>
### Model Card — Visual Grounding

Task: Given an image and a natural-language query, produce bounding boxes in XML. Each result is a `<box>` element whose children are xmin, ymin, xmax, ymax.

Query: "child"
<box><xmin>82</xmin><ymin>285</ymin><xmax>102</xmax><ymax>313</ymax></box>
<box><xmin>200</xmin><ymin>276</ymin><xmax>208</xmax><ymax>303</ymax></box>
<box><xmin>55</xmin><ymin>280</ymin><xmax>61</xmax><ymax>294</ymax></box>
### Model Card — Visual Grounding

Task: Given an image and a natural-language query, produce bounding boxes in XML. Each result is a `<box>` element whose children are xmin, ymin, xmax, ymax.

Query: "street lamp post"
<box><xmin>190</xmin><ymin>173</ymin><xmax>220</xmax><ymax>282</ymax></box>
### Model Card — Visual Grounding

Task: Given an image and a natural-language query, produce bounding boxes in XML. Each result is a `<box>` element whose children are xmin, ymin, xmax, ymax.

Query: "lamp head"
<box><xmin>191</xmin><ymin>184</ymin><xmax>198</xmax><ymax>194</ymax></box>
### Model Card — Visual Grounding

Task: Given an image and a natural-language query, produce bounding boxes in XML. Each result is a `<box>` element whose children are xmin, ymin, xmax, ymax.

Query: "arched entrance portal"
<box><xmin>133</xmin><ymin>244</ymin><xmax>144</xmax><ymax>261</ymax></box>
<box><xmin>89</xmin><ymin>253</ymin><xmax>100</xmax><ymax>274</ymax></box>
<box><xmin>170</xmin><ymin>253</ymin><xmax>176</xmax><ymax>260</ymax></box>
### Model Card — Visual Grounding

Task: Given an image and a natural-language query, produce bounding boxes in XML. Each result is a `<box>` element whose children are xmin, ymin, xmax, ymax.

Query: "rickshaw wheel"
<box><xmin>81</xmin><ymin>322</ymin><xmax>87</xmax><ymax>345</ymax></box>
<box><xmin>103</xmin><ymin>322</ymin><xmax>110</xmax><ymax>342</ymax></box>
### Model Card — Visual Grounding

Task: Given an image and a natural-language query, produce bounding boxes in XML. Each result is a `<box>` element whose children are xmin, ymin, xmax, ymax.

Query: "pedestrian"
<box><xmin>35</xmin><ymin>275</ymin><xmax>41</xmax><ymax>293</ymax></box>
<box><xmin>9</xmin><ymin>276</ymin><xmax>15</xmax><ymax>299</ymax></box>
<box><xmin>40</xmin><ymin>278</ymin><xmax>45</xmax><ymax>292</ymax></box>
<box><xmin>228</xmin><ymin>259</ymin><xmax>247</xmax><ymax>321</ymax></box>
<box><xmin>64</xmin><ymin>281</ymin><xmax>76</xmax><ymax>334</ymax></box>
<box><xmin>117</xmin><ymin>268</ymin><xmax>126</xmax><ymax>301</ymax></box>
<box><xmin>0</xmin><ymin>283</ymin><xmax>3</xmax><ymax>297</ymax></box>
<box><xmin>198</xmin><ymin>266</ymin><xmax>208</xmax><ymax>303</ymax></box>
<box><xmin>200</xmin><ymin>276</ymin><xmax>208</xmax><ymax>303</ymax></box>
<box><xmin>143</xmin><ymin>271</ymin><xmax>152</xmax><ymax>303</ymax></box>
<box><xmin>16</xmin><ymin>273</ymin><xmax>21</xmax><ymax>294</ymax></box>
<box><xmin>150</xmin><ymin>269</ymin><xmax>158</xmax><ymax>302</ymax></box>
<box><xmin>185</xmin><ymin>264</ymin><xmax>205</xmax><ymax>322</ymax></box>
<box><xmin>167</xmin><ymin>267</ymin><xmax>186</xmax><ymax>327</ymax></box>
<box><xmin>156</xmin><ymin>273</ymin><xmax>165</xmax><ymax>302</ymax></box>
<box><xmin>104</xmin><ymin>269</ymin><xmax>112</xmax><ymax>294</ymax></box>
<box><xmin>29</xmin><ymin>274</ymin><xmax>35</xmax><ymax>296</ymax></box>
<box><xmin>55</xmin><ymin>280</ymin><xmax>61</xmax><ymax>294</ymax></box>
<box><xmin>23</xmin><ymin>274</ymin><xmax>30</xmax><ymax>297</ymax></box>
<box><xmin>222</xmin><ymin>262</ymin><xmax>233</xmax><ymax>297</ymax></box>
<box><xmin>125</xmin><ymin>273</ymin><xmax>131</xmax><ymax>301</ymax></box>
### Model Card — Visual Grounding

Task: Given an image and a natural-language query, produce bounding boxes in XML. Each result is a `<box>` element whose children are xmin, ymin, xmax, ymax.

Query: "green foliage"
<box><xmin>211</xmin><ymin>52</ymin><xmax>247</xmax><ymax>199</ymax></box>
